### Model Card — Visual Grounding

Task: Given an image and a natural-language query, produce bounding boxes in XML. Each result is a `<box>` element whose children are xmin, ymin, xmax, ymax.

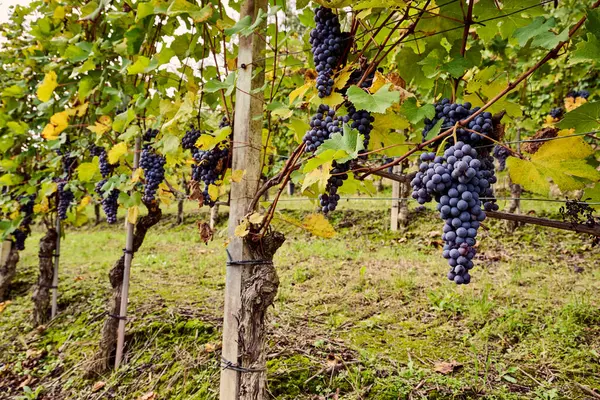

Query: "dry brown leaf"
<box><xmin>434</xmin><ymin>361</ymin><xmax>462</xmax><ymax>375</ymax></box>
<box><xmin>197</xmin><ymin>222</ymin><xmax>214</xmax><ymax>244</ymax></box>
<box><xmin>92</xmin><ymin>381</ymin><xmax>106</xmax><ymax>392</ymax></box>
<box><xmin>204</xmin><ymin>343</ymin><xmax>217</xmax><ymax>353</ymax></box>
<box><xmin>18</xmin><ymin>376</ymin><xmax>33</xmax><ymax>388</ymax></box>
<box><xmin>0</xmin><ymin>300</ymin><xmax>11</xmax><ymax>313</ymax></box>
<box><xmin>138</xmin><ymin>392</ymin><xmax>157</xmax><ymax>400</ymax></box>
<box><xmin>188</xmin><ymin>180</ymin><xmax>203</xmax><ymax>201</ymax></box>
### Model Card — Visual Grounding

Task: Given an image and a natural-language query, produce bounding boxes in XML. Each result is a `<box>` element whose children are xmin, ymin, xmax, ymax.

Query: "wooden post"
<box><xmin>210</xmin><ymin>205</ymin><xmax>219</xmax><ymax>230</ymax></box>
<box><xmin>390</xmin><ymin>164</ymin><xmax>400</xmax><ymax>231</ymax></box>
<box><xmin>0</xmin><ymin>241</ymin><xmax>10</xmax><ymax>266</ymax></box>
<box><xmin>398</xmin><ymin>161</ymin><xmax>410</xmax><ymax>227</ymax></box>
<box><xmin>51</xmin><ymin>218</ymin><xmax>60</xmax><ymax>319</ymax></box>
<box><xmin>220</xmin><ymin>0</ymin><xmax>267</xmax><ymax>398</ymax></box>
<box><xmin>114</xmin><ymin>136</ymin><xmax>141</xmax><ymax>370</ymax></box>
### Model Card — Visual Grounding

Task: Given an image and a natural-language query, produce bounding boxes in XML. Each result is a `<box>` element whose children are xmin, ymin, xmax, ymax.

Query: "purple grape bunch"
<box><xmin>411</xmin><ymin>142</ymin><xmax>500</xmax><ymax>284</ymax></box>
<box><xmin>310</xmin><ymin>7</ymin><xmax>345</xmax><ymax>98</ymax></box>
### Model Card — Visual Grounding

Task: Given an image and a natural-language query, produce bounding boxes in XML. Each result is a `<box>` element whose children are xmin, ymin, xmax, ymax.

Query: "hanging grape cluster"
<box><xmin>310</xmin><ymin>7</ymin><xmax>345</xmax><ymax>98</ymax></box>
<box><xmin>57</xmin><ymin>181</ymin><xmax>74</xmax><ymax>220</ymax></box>
<box><xmin>549</xmin><ymin>107</ymin><xmax>564</xmax><ymax>119</ymax></box>
<box><xmin>303</xmin><ymin>105</ymin><xmax>340</xmax><ymax>153</ymax></box>
<box><xmin>140</xmin><ymin>129</ymin><xmax>166</xmax><ymax>203</ymax></box>
<box><xmin>412</xmin><ymin>143</ymin><xmax>494</xmax><ymax>284</ymax></box>
<box><xmin>13</xmin><ymin>195</ymin><xmax>35</xmax><ymax>251</ymax></box>
<box><xmin>413</xmin><ymin>98</ymin><xmax>503</xmax><ymax>284</ymax></box>
<box><xmin>423</xmin><ymin>98</ymin><xmax>494</xmax><ymax>144</ymax></box>
<box><xmin>492</xmin><ymin>145</ymin><xmax>510</xmax><ymax>172</ymax></box>
<box><xmin>184</xmin><ymin>118</ymin><xmax>231</xmax><ymax>207</ymax></box>
<box><xmin>92</xmin><ymin>146</ymin><xmax>119</xmax><ymax>224</ymax></box>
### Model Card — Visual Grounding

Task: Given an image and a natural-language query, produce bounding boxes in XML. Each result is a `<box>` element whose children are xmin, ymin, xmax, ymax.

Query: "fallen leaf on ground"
<box><xmin>138</xmin><ymin>392</ymin><xmax>157</xmax><ymax>400</ymax></box>
<box><xmin>434</xmin><ymin>361</ymin><xmax>462</xmax><ymax>375</ymax></box>
<box><xmin>0</xmin><ymin>301</ymin><xmax>11</xmax><ymax>313</ymax></box>
<box><xmin>92</xmin><ymin>381</ymin><xmax>106</xmax><ymax>392</ymax></box>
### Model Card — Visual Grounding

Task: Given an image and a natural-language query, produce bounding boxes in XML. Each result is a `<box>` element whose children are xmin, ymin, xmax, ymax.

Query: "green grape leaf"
<box><xmin>315</xmin><ymin>124</ymin><xmax>365</xmax><ymax>163</ymax></box>
<box><xmin>558</xmin><ymin>101</ymin><xmax>600</xmax><ymax>133</ymax></box>
<box><xmin>162</xmin><ymin>134</ymin><xmax>180</xmax><ymax>155</ymax></box>
<box><xmin>346</xmin><ymin>84</ymin><xmax>400</xmax><ymax>114</ymax></box>
<box><xmin>585</xmin><ymin>8</ymin><xmax>600</xmax><ymax>39</ymax></box>
<box><xmin>127</xmin><ymin>56</ymin><xmax>151</xmax><ymax>75</ymax></box>
<box><xmin>77</xmin><ymin>162</ymin><xmax>98</xmax><ymax>182</ymax></box>
<box><xmin>166</xmin><ymin>0</ymin><xmax>213</xmax><ymax>22</ymax></box>
<box><xmin>424</xmin><ymin>117</ymin><xmax>445</xmax><ymax>142</ymax></box>
<box><xmin>584</xmin><ymin>183</ymin><xmax>600</xmax><ymax>209</ymax></box>
<box><xmin>507</xmin><ymin>135</ymin><xmax>600</xmax><ymax>195</ymax></box>
<box><xmin>571</xmin><ymin>33</ymin><xmax>600</xmax><ymax>63</ymax></box>
<box><xmin>399</xmin><ymin>97</ymin><xmax>435</xmax><ymax>124</ymax></box>
<box><xmin>442</xmin><ymin>56</ymin><xmax>473</xmax><ymax>78</ymax></box>
<box><xmin>369</xmin><ymin>112</ymin><xmax>410</xmax><ymax>156</ymax></box>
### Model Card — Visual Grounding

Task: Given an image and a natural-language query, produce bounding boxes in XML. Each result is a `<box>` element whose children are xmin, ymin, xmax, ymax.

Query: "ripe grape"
<box><xmin>310</xmin><ymin>7</ymin><xmax>345</xmax><ymax>98</ymax></box>
<box><xmin>549</xmin><ymin>107</ymin><xmax>564</xmax><ymax>119</ymax></box>
<box><xmin>347</xmin><ymin>105</ymin><xmax>374</xmax><ymax>152</ymax></box>
<box><xmin>13</xmin><ymin>195</ymin><xmax>35</xmax><ymax>250</ymax></box>
<box><xmin>95</xmin><ymin>179</ymin><xmax>119</xmax><ymax>224</ymax></box>
<box><xmin>143</xmin><ymin>128</ymin><xmax>159</xmax><ymax>143</ymax></box>
<box><xmin>304</xmin><ymin>104</ymin><xmax>340</xmax><ymax>153</ymax></box>
<box><xmin>57</xmin><ymin>182</ymin><xmax>74</xmax><ymax>220</ymax></box>
<box><xmin>91</xmin><ymin>146</ymin><xmax>114</xmax><ymax>178</ymax></box>
<box><xmin>182</xmin><ymin>126</ymin><xmax>202</xmax><ymax>151</ymax></box>
<box><xmin>411</xmin><ymin>142</ymin><xmax>499</xmax><ymax>284</ymax></box>
<box><xmin>423</xmin><ymin>98</ymin><xmax>494</xmax><ymax>144</ymax></box>
<box><xmin>319</xmin><ymin>161</ymin><xmax>349</xmax><ymax>213</ymax></box>
<box><xmin>566</xmin><ymin>90</ymin><xmax>590</xmax><ymax>99</ymax></box>
<box><xmin>140</xmin><ymin>146</ymin><xmax>166</xmax><ymax>203</ymax></box>
<box><xmin>492</xmin><ymin>145</ymin><xmax>510</xmax><ymax>172</ymax></box>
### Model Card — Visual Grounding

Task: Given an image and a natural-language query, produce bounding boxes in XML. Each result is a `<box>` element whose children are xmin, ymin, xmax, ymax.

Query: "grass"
<box><xmin>0</xmin><ymin>194</ymin><xmax>599</xmax><ymax>400</ymax></box>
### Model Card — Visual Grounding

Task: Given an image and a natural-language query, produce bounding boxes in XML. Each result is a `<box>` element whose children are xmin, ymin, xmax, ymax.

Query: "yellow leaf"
<box><xmin>42</xmin><ymin>110</ymin><xmax>70</xmax><ymax>140</ymax></box>
<box><xmin>333</xmin><ymin>68</ymin><xmax>353</xmax><ymax>91</ymax></box>
<box><xmin>79</xmin><ymin>196</ymin><xmax>91</xmax><ymax>208</ymax></box>
<box><xmin>37</xmin><ymin>71</ymin><xmax>58</xmax><ymax>102</ymax></box>
<box><xmin>208</xmin><ymin>184</ymin><xmax>219</xmax><ymax>201</ymax></box>
<box><xmin>53</xmin><ymin>5</ymin><xmax>65</xmax><ymax>19</ymax></box>
<box><xmin>71</xmin><ymin>102</ymin><xmax>89</xmax><ymax>117</ymax></box>
<box><xmin>320</xmin><ymin>92</ymin><xmax>345</xmax><ymax>107</ymax></box>
<box><xmin>196</xmin><ymin>135</ymin><xmax>217</xmax><ymax>151</ymax></box>
<box><xmin>0</xmin><ymin>300</ymin><xmax>12</xmax><ymax>313</ymax></box>
<box><xmin>369</xmin><ymin>71</ymin><xmax>387</xmax><ymax>93</ymax></box>
<box><xmin>234</xmin><ymin>220</ymin><xmax>250</xmax><ymax>237</ymax></box>
<box><xmin>248</xmin><ymin>212</ymin><xmax>263</xmax><ymax>225</ymax></box>
<box><xmin>131</xmin><ymin>168</ymin><xmax>143</xmax><ymax>183</ymax></box>
<box><xmin>158</xmin><ymin>183</ymin><xmax>173</xmax><ymax>206</ymax></box>
<box><xmin>231</xmin><ymin>169</ymin><xmax>246</xmax><ymax>183</ymax></box>
<box><xmin>108</xmin><ymin>142</ymin><xmax>128</xmax><ymax>164</ymax></box>
<box><xmin>302</xmin><ymin>162</ymin><xmax>331</xmax><ymax>193</ymax></box>
<box><xmin>302</xmin><ymin>213</ymin><xmax>336</xmax><ymax>238</ymax></box>
<box><xmin>127</xmin><ymin>206</ymin><xmax>139</xmax><ymax>225</ymax></box>
<box><xmin>507</xmin><ymin>135</ymin><xmax>600</xmax><ymax>195</ymax></box>
<box><xmin>87</xmin><ymin>116</ymin><xmax>112</xmax><ymax>136</ymax></box>
<box><xmin>289</xmin><ymin>82</ymin><xmax>312</xmax><ymax>104</ymax></box>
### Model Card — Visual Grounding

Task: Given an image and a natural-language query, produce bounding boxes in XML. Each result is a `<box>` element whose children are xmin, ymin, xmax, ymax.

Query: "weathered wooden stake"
<box><xmin>51</xmin><ymin>217</ymin><xmax>60</xmax><ymax>319</ymax></box>
<box><xmin>390</xmin><ymin>164</ymin><xmax>401</xmax><ymax>231</ymax></box>
<box><xmin>220</xmin><ymin>0</ymin><xmax>267</xmax><ymax>398</ymax></box>
<box><xmin>114</xmin><ymin>136</ymin><xmax>141</xmax><ymax>370</ymax></box>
